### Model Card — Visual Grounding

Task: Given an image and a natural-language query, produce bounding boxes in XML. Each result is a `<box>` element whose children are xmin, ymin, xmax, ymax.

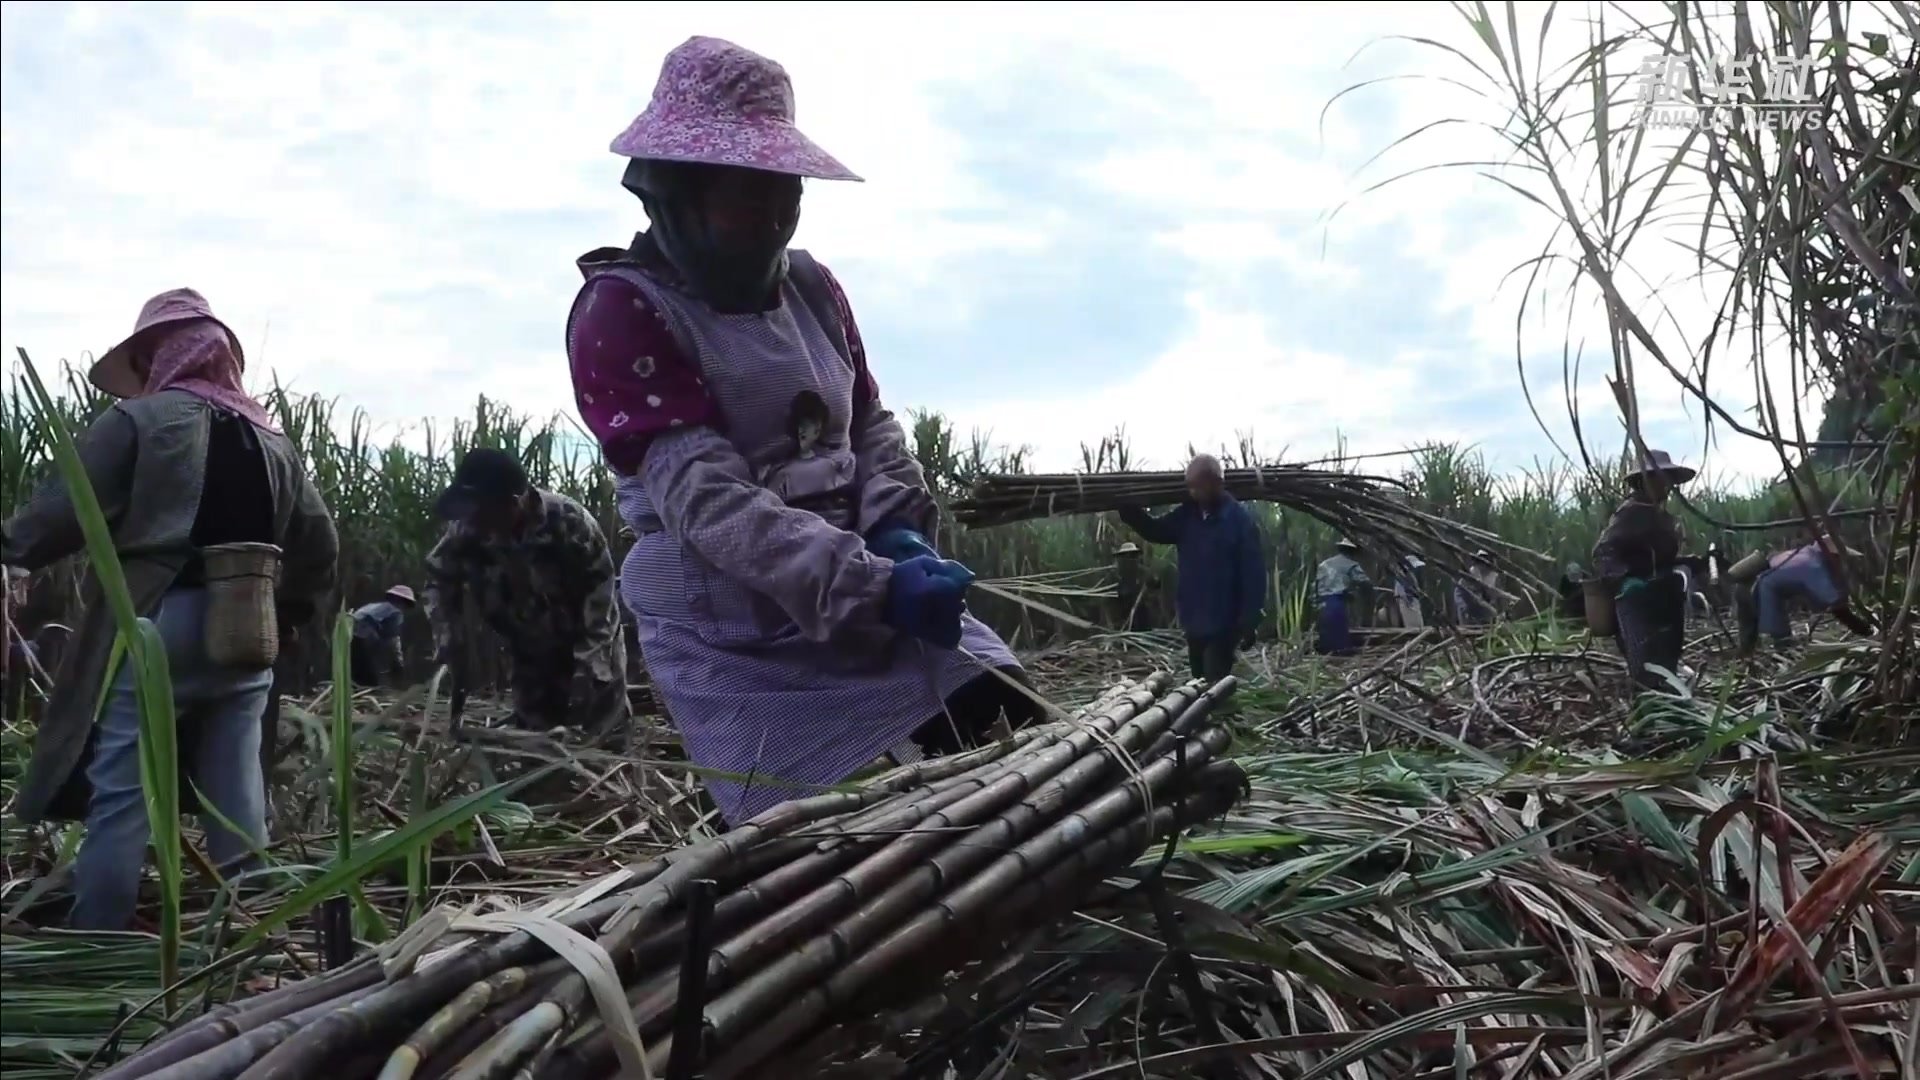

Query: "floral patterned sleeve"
<box><xmin>566</xmin><ymin>275</ymin><xmax>723</xmax><ymax>476</ymax></box>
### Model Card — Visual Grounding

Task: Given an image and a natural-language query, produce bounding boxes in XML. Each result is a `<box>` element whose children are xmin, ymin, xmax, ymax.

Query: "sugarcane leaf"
<box><xmin>225</xmin><ymin>766</ymin><xmax>555</xmax><ymax>953</ymax></box>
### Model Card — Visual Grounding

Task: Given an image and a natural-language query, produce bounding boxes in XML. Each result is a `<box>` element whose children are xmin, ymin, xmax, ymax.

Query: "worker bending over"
<box><xmin>424</xmin><ymin>449</ymin><xmax>629</xmax><ymax>732</ymax></box>
<box><xmin>1737</xmin><ymin>540</ymin><xmax>1875</xmax><ymax>654</ymax></box>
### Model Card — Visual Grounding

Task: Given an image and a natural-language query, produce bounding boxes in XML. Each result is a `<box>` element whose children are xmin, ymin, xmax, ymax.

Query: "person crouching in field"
<box><xmin>564</xmin><ymin>36</ymin><xmax>1039</xmax><ymax>826</ymax></box>
<box><xmin>349</xmin><ymin>585</ymin><xmax>415</xmax><ymax>687</ymax></box>
<box><xmin>2</xmin><ymin>288</ymin><xmax>338</xmax><ymax>931</ymax></box>
<box><xmin>1735</xmin><ymin>539</ymin><xmax>1875</xmax><ymax>655</ymax></box>
<box><xmin>422</xmin><ymin>449</ymin><xmax>629</xmax><ymax>734</ymax></box>
<box><xmin>1592</xmin><ymin>450</ymin><xmax>1693</xmax><ymax>690</ymax></box>
<box><xmin>1119</xmin><ymin>455</ymin><xmax>1268</xmax><ymax>679</ymax></box>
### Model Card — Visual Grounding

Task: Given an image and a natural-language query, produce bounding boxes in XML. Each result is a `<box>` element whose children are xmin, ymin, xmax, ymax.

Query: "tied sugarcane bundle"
<box><xmin>953</xmin><ymin>467</ymin><xmax>1552</xmax><ymax>598</ymax></box>
<box><xmin>106</xmin><ymin>674</ymin><xmax>1246</xmax><ymax>1080</ymax></box>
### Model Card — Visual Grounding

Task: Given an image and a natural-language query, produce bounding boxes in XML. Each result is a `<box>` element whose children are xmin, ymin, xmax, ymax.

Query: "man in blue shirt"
<box><xmin>349</xmin><ymin>584</ymin><xmax>416</xmax><ymax>687</ymax></box>
<box><xmin>1118</xmin><ymin>455</ymin><xmax>1267</xmax><ymax>682</ymax></box>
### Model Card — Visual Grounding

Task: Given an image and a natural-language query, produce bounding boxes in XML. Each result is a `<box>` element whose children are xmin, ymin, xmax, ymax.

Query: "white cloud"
<box><xmin>1</xmin><ymin>0</ymin><xmax>1859</xmax><ymax>491</ymax></box>
<box><xmin>943</xmin><ymin>294</ymin><xmax>1432</xmax><ymax>469</ymax></box>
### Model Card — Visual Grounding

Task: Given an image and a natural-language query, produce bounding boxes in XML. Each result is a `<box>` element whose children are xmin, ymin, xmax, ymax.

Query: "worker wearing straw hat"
<box><xmin>2</xmin><ymin>287</ymin><xmax>340</xmax><ymax>930</ymax></box>
<box><xmin>1111</xmin><ymin>541</ymin><xmax>1153</xmax><ymax>631</ymax></box>
<box><xmin>1734</xmin><ymin>538</ymin><xmax>1875</xmax><ymax>655</ymax></box>
<box><xmin>1391</xmin><ymin>554</ymin><xmax>1427</xmax><ymax>629</ymax></box>
<box><xmin>1119</xmin><ymin>455</ymin><xmax>1268</xmax><ymax>678</ymax></box>
<box><xmin>423</xmin><ymin>449</ymin><xmax>629</xmax><ymax>733</ymax></box>
<box><xmin>1312</xmin><ymin>539</ymin><xmax>1371</xmax><ymax>656</ymax></box>
<box><xmin>1453</xmin><ymin>549</ymin><xmax>1501</xmax><ymax>626</ymax></box>
<box><xmin>1591</xmin><ymin>449</ymin><xmax>1694</xmax><ymax>689</ymax></box>
<box><xmin>563</xmin><ymin>36</ymin><xmax>1037</xmax><ymax>826</ymax></box>
<box><xmin>349</xmin><ymin>585</ymin><xmax>417</xmax><ymax>687</ymax></box>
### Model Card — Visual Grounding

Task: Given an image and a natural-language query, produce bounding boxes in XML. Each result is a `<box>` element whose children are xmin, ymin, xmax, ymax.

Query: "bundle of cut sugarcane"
<box><xmin>105</xmin><ymin>674</ymin><xmax>1245</xmax><ymax>1080</ymax></box>
<box><xmin>954</xmin><ymin>467</ymin><xmax>1550</xmax><ymax>594</ymax></box>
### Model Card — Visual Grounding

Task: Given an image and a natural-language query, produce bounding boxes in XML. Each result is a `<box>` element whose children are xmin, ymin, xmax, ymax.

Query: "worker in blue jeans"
<box><xmin>73</xmin><ymin>588</ymin><xmax>273</xmax><ymax>929</ymax></box>
<box><xmin>3</xmin><ymin>289</ymin><xmax>338</xmax><ymax>932</ymax></box>
<box><xmin>1738</xmin><ymin>542</ymin><xmax>1875</xmax><ymax>655</ymax></box>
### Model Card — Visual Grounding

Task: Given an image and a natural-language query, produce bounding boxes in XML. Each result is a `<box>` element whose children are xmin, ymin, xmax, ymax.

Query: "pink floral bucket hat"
<box><xmin>90</xmin><ymin>287</ymin><xmax>244</xmax><ymax>399</ymax></box>
<box><xmin>609</xmin><ymin>36</ymin><xmax>862</xmax><ymax>182</ymax></box>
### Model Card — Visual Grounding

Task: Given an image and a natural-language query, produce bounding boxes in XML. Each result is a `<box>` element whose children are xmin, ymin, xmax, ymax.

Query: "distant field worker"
<box><xmin>1452</xmin><ymin>551</ymin><xmax>1502</xmax><ymax>626</ymax></box>
<box><xmin>1312</xmin><ymin>539</ymin><xmax>1371</xmax><ymax>656</ymax></box>
<box><xmin>2</xmin><ymin>288</ymin><xmax>338</xmax><ymax>931</ymax></box>
<box><xmin>1736</xmin><ymin>540</ymin><xmax>1875</xmax><ymax>654</ymax></box>
<box><xmin>564</xmin><ymin>36</ymin><xmax>1037</xmax><ymax>825</ymax></box>
<box><xmin>423</xmin><ymin>449</ymin><xmax>629</xmax><ymax>733</ymax></box>
<box><xmin>1391</xmin><ymin>554</ymin><xmax>1426</xmax><ymax>629</ymax></box>
<box><xmin>1118</xmin><ymin>455</ymin><xmax>1267</xmax><ymax>681</ymax></box>
<box><xmin>1592</xmin><ymin>449</ymin><xmax>1693</xmax><ymax>689</ymax></box>
<box><xmin>1112</xmin><ymin>541</ymin><xmax>1154</xmax><ymax>631</ymax></box>
<box><xmin>349</xmin><ymin>585</ymin><xmax>416</xmax><ymax>687</ymax></box>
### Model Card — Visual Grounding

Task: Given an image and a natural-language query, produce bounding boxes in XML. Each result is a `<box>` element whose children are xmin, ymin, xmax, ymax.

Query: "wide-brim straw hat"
<box><xmin>90</xmin><ymin>288</ymin><xmax>244</xmax><ymax>400</ymax></box>
<box><xmin>1114</xmin><ymin>542</ymin><xmax>1142</xmax><ymax>556</ymax></box>
<box><xmin>385</xmin><ymin>585</ymin><xmax>417</xmax><ymax>605</ymax></box>
<box><xmin>1624</xmin><ymin>448</ymin><xmax>1697</xmax><ymax>485</ymax></box>
<box><xmin>609</xmin><ymin>36</ymin><xmax>863</xmax><ymax>182</ymax></box>
<box><xmin>1336</xmin><ymin>539</ymin><xmax>1361</xmax><ymax>552</ymax></box>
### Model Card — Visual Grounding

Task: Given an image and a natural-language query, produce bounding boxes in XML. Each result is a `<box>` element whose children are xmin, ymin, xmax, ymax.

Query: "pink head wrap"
<box><xmin>144</xmin><ymin>320</ymin><xmax>281</xmax><ymax>434</ymax></box>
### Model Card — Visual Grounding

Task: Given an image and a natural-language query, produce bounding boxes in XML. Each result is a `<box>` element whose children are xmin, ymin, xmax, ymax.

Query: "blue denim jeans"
<box><xmin>1755</xmin><ymin>558</ymin><xmax>1842</xmax><ymax>643</ymax></box>
<box><xmin>70</xmin><ymin>588</ymin><xmax>272</xmax><ymax>931</ymax></box>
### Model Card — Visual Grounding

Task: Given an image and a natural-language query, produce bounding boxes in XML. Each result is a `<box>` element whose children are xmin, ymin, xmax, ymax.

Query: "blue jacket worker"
<box><xmin>1117</xmin><ymin>454</ymin><xmax>1267</xmax><ymax>682</ymax></box>
<box><xmin>350</xmin><ymin>584</ymin><xmax>416</xmax><ymax>687</ymax></box>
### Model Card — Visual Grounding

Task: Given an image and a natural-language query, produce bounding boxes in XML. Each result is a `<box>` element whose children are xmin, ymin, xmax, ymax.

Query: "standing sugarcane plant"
<box><xmin>1337</xmin><ymin>1</ymin><xmax>1918</xmax><ymax>710</ymax></box>
<box><xmin>15</xmin><ymin>348</ymin><xmax>187</xmax><ymax>1009</ymax></box>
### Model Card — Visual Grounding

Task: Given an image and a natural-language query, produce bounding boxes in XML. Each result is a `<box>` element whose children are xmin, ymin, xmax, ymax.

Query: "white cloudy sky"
<box><xmin>0</xmin><ymin>1</ymin><xmax>1839</xmax><ymax>485</ymax></box>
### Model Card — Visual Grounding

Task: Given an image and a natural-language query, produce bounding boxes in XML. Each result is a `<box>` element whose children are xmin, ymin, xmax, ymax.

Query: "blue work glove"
<box><xmin>869</xmin><ymin>521</ymin><xmax>977</xmax><ymax>588</ymax></box>
<box><xmin>884</xmin><ymin>556</ymin><xmax>969</xmax><ymax>648</ymax></box>
<box><xmin>867</xmin><ymin>521</ymin><xmax>941</xmax><ymax>564</ymax></box>
<box><xmin>932</xmin><ymin>558</ymin><xmax>977</xmax><ymax>588</ymax></box>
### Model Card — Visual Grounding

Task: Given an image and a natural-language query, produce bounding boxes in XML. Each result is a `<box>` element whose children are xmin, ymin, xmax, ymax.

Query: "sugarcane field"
<box><xmin>1</xmin><ymin>3</ymin><xmax>1916</xmax><ymax>1079</ymax></box>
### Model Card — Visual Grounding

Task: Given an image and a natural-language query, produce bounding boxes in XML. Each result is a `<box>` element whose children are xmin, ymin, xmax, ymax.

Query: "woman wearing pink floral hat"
<box><xmin>565</xmin><ymin>36</ymin><xmax>1036</xmax><ymax>826</ymax></box>
<box><xmin>2</xmin><ymin>289</ymin><xmax>339</xmax><ymax>929</ymax></box>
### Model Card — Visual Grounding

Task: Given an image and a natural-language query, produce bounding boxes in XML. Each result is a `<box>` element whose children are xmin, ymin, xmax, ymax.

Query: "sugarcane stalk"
<box><xmin>1138</xmin><ymin>677</ymin><xmax>1240</xmax><ymax>763</ymax></box>
<box><xmin>139</xmin><ymin>981</ymin><xmax>387</xmax><ymax>1080</ymax></box>
<box><xmin>378</xmin><ymin>966</ymin><xmax>535</xmax><ymax>1080</ymax></box>
<box><xmin>160</xmin><ymin>702</ymin><xmax>1074</xmax><ymax>1080</ymax></box>
<box><xmin>413</xmin><ymin>971</ymin><xmax>565</xmax><ymax>1080</ymax></box>
<box><xmin>704</xmin><ymin>685</ymin><xmax>1191</xmax><ymax>984</ymax></box>
<box><xmin>237</xmin><ymin>789</ymin><xmax>894</xmax><ymax>1080</ymax></box>
<box><xmin>544</xmin><ymin>685</ymin><xmax>1183</xmax><ymax>1072</ymax></box>
<box><xmin>442</xmin><ymin>785</ymin><xmax>923</xmax><ymax>1080</ymax></box>
<box><xmin>544</xmin><ymin>684</ymin><xmax>1204</xmax><ymax>1076</ymax></box>
<box><xmin>954</xmin><ymin>469</ymin><xmax>1550</xmax><ymax>593</ymax></box>
<box><xmin>128</xmin><ymin>678</ymin><xmax>1247</xmax><ymax>1080</ymax></box>
<box><xmin>699</xmin><ymin>721</ymin><xmax>1234</xmax><ymax>1051</ymax></box>
<box><xmin>544</xmin><ymin>761</ymin><xmax>1041</xmax><ymax>1072</ymax></box>
<box><xmin>707</xmin><ymin>769</ymin><xmax>1244</xmax><ymax>1079</ymax></box>
<box><xmin>104</xmin><ymin>959</ymin><xmax>389</xmax><ymax>1079</ymax></box>
<box><xmin>442</xmin><ymin>1002</ymin><xmax>564</xmax><ymax>1080</ymax></box>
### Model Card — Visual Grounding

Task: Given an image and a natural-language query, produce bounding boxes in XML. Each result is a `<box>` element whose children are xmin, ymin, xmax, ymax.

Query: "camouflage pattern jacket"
<box><xmin>423</xmin><ymin>489</ymin><xmax>621</xmax><ymax>674</ymax></box>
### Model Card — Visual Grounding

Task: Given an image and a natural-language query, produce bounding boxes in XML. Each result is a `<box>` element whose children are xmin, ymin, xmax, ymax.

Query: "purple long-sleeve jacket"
<box><xmin>566</xmin><ymin>246</ymin><xmax>935</xmax><ymax>641</ymax></box>
<box><xmin>562</xmin><ymin>243</ymin><xmax>1020</xmax><ymax>824</ymax></box>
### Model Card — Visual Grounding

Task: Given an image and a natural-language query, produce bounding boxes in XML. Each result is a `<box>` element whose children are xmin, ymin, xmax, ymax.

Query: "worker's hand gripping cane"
<box><xmin>885</xmin><ymin>556</ymin><xmax>972</xmax><ymax>649</ymax></box>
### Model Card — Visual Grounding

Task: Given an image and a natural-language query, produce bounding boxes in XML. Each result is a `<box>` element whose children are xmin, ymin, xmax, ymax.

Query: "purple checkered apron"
<box><xmin>595</xmin><ymin>265</ymin><xmax>1016</xmax><ymax>823</ymax></box>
